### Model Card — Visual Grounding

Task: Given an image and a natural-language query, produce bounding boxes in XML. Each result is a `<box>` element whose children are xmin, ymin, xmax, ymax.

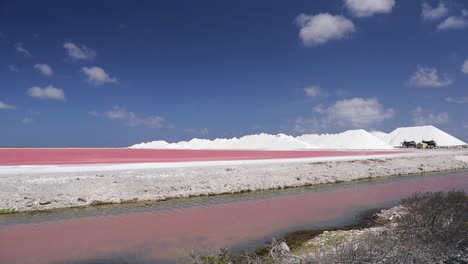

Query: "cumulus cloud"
<box><xmin>7</xmin><ymin>65</ymin><xmax>19</xmax><ymax>72</ymax></box>
<box><xmin>295</xmin><ymin>98</ymin><xmax>394</xmax><ymax>133</ymax></box>
<box><xmin>0</xmin><ymin>101</ymin><xmax>15</xmax><ymax>110</ymax></box>
<box><xmin>81</xmin><ymin>66</ymin><xmax>118</xmax><ymax>86</ymax></box>
<box><xmin>304</xmin><ymin>86</ymin><xmax>321</xmax><ymax>97</ymax></box>
<box><xmin>14</xmin><ymin>43</ymin><xmax>31</xmax><ymax>57</ymax></box>
<box><xmin>27</xmin><ymin>85</ymin><xmax>65</xmax><ymax>100</ymax></box>
<box><xmin>34</xmin><ymin>64</ymin><xmax>53</xmax><ymax>76</ymax></box>
<box><xmin>92</xmin><ymin>106</ymin><xmax>172</xmax><ymax>129</ymax></box>
<box><xmin>462</xmin><ymin>60</ymin><xmax>468</xmax><ymax>74</ymax></box>
<box><xmin>295</xmin><ymin>13</ymin><xmax>355</xmax><ymax>46</ymax></box>
<box><xmin>445</xmin><ymin>96</ymin><xmax>468</xmax><ymax>104</ymax></box>
<box><xmin>63</xmin><ymin>42</ymin><xmax>96</xmax><ymax>60</ymax></box>
<box><xmin>345</xmin><ymin>0</ymin><xmax>395</xmax><ymax>17</ymax></box>
<box><xmin>413</xmin><ymin>107</ymin><xmax>449</xmax><ymax>125</ymax></box>
<box><xmin>407</xmin><ymin>66</ymin><xmax>452</xmax><ymax>87</ymax></box>
<box><xmin>438</xmin><ymin>15</ymin><xmax>468</xmax><ymax>30</ymax></box>
<box><xmin>422</xmin><ymin>2</ymin><xmax>449</xmax><ymax>20</ymax></box>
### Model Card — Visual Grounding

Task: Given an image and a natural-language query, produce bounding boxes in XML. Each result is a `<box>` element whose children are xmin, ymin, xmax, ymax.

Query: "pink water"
<box><xmin>0</xmin><ymin>172</ymin><xmax>467</xmax><ymax>264</ymax></box>
<box><xmin>0</xmin><ymin>148</ymin><xmax>406</xmax><ymax>166</ymax></box>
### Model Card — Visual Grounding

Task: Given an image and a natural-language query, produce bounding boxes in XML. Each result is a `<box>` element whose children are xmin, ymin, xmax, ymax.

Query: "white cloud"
<box><xmin>22</xmin><ymin>117</ymin><xmax>33</xmax><ymax>124</ymax></box>
<box><xmin>27</xmin><ymin>85</ymin><xmax>65</xmax><ymax>100</ymax></box>
<box><xmin>14</xmin><ymin>43</ymin><xmax>31</xmax><ymax>57</ymax></box>
<box><xmin>185</xmin><ymin>128</ymin><xmax>209</xmax><ymax>136</ymax></box>
<box><xmin>295</xmin><ymin>117</ymin><xmax>328</xmax><ymax>134</ymax></box>
<box><xmin>462</xmin><ymin>60</ymin><xmax>468</xmax><ymax>74</ymax></box>
<box><xmin>7</xmin><ymin>65</ymin><xmax>19</xmax><ymax>72</ymax></box>
<box><xmin>34</xmin><ymin>64</ymin><xmax>53</xmax><ymax>76</ymax></box>
<box><xmin>422</xmin><ymin>2</ymin><xmax>449</xmax><ymax>20</ymax></box>
<box><xmin>296</xmin><ymin>13</ymin><xmax>355</xmax><ymax>46</ymax></box>
<box><xmin>81</xmin><ymin>66</ymin><xmax>118</xmax><ymax>86</ymax></box>
<box><xmin>295</xmin><ymin>97</ymin><xmax>394</xmax><ymax>132</ymax></box>
<box><xmin>413</xmin><ymin>107</ymin><xmax>449</xmax><ymax>125</ymax></box>
<box><xmin>304</xmin><ymin>86</ymin><xmax>321</xmax><ymax>97</ymax></box>
<box><xmin>21</xmin><ymin>111</ymin><xmax>40</xmax><ymax>125</ymax></box>
<box><xmin>93</xmin><ymin>106</ymin><xmax>172</xmax><ymax>129</ymax></box>
<box><xmin>445</xmin><ymin>96</ymin><xmax>468</xmax><ymax>104</ymax></box>
<box><xmin>407</xmin><ymin>66</ymin><xmax>452</xmax><ymax>87</ymax></box>
<box><xmin>345</xmin><ymin>0</ymin><xmax>395</xmax><ymax>17</ymax></box>
<box><xmin>437</xmin><ymin>16</ymin><xmax>468</xmax><ymax>30</ymax></box>
<box><xmin>63</xmin><ymin>42</ymin><xmax>96</xmax><ymax>60</ymax></box>
<box><xmin>0</xmin><ymin>101</ymin><xmax>15</xmax><ymax>110</ymax></box>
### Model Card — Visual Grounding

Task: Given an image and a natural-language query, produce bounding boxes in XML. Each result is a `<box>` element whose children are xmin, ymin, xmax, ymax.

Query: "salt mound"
<box><xmin>370</xmin><ymin>131</ymin><xmax>388</xmax><ymax>140</ymax></box>
<box><xmin>130</xmin><ymin>133</ymin><xmax>317</xmax><ymax>150</ymax></box>
<box><xmin>382</xmin><ymin>125</ymin><xmax>466</xmax><ymax>147</ymax></box>
<box><xmin>131</xmin><ymin>140</ymin><xmax>172</xmax><ymax>149</ymax></box>
<box><xmin>131</xmin><ymin>130</ymin><xmax>396</xmax><ymax>150</ymax></box>
<box><xmin>297</xmin><ymin>129</ymin><xmax>394</xmax><ymax>150</ymax></box>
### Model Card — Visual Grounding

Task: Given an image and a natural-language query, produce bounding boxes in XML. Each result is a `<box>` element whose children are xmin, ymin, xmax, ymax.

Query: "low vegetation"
<box><xmin>180</xmin><ymin>191</ymin><xmax>468</xmax><ymax>264</ymax></box>
<box><xmin>0</xmin><ymin>208</ymin><xmax>19</xmax><ymax>214</ymax></box>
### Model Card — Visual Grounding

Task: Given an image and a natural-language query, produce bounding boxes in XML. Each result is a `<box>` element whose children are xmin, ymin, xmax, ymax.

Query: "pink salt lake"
<box><xmin>1</xmin><ymin>171</ymin><xmax>467</xmax><ymax>264</ymax></box>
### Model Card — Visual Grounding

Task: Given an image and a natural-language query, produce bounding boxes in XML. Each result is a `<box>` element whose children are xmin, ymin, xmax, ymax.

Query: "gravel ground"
<box><xmin>1</xmin><ymin>150</ymin><xmax>467</xmax><ymax>212</ymax></box>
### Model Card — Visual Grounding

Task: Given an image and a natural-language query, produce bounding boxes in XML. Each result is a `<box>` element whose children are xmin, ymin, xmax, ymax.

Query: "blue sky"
<box><xmin>1</xmin><ymin>0</ymin><xmax>467</xmax><ymax>147</ymax></box>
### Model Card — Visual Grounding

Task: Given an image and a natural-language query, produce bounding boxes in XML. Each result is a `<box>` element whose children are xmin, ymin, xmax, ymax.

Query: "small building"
<box><xmin>416</xmin><ymin>143</ymin><xmax>428</xmax><ymax>149</ymax></box>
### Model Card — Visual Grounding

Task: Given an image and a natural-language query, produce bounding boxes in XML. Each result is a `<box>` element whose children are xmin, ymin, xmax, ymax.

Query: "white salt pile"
<box><xmin>297</xmin><ymin>129</ymin><xmax>394</xmax><ymax>150</ymax></box>
<box><xmin>131</xmin><ymin>125</ymin><xmax>465</xmax><ymax>150</ymax></box>
<box><xmin>370</xmin><ymin>131</ymin><xmax>388</xmax><ymax>140</ymax></box>
<box><xmin>131</xmin><ymin>130</ymin><xmax>393</xmax><ymax>150</ymax></box>
<box><xmin>131</xmin><ymin>133</ymin><xmax>317</xmax><ymax>150</ymax></box>
<box><xmin>382</xmin><ymin>125</ymin><xmax>466</xmax><ymax>147</ymax></box>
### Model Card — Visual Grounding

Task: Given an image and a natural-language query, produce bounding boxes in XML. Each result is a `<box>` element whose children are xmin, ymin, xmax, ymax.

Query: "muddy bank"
<box><xmin>1</xmin><ymin>150</ymin><xmax>467</xmax><ymax>212</ymax></box>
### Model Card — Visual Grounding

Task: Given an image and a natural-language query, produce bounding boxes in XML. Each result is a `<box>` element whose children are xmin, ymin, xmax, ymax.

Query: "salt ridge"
<box><xmin>131</xmin><ymin>126</ymin><xmax>466</xmax><ymax>150</ymax></box>
<box><xmin>297</xmin><ymin>129</ymin><xmax>393</xmax><ymax>149</ymax></box>
<box><xmin>370</xmin><ymin>131</ymin><xmax>388</xmax><ymax>140</ymax></box>
<box><xmin>131</xmin><ymin>133</ymin><xmax>317</xmax><ymax>150</ymax></box>
<box><xmin>131</xmin><ymin>130</ymin><xmax>393</xmax><ymax>150</ymax></box>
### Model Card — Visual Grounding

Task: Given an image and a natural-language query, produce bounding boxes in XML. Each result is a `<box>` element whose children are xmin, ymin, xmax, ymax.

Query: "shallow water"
<box><xmin>1</xmin><ymin>171</ymin><xmax>467</xmax><ymax>264</ymax></box>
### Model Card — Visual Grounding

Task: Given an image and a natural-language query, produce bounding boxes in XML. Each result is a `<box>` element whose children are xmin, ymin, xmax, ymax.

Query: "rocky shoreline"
<box><xmin>293</xmin><ymin>206</ymin><xmax>405</xmax><ymax>257</ymax></box>
<box><xmin>1</xmin><ymin>149</ymin><xmax>467</xmax><ymax>213</ymax></box>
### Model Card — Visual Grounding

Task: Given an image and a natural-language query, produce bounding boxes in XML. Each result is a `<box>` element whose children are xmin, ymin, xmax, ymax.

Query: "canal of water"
<box><xmin>1</xmin><ymin>171</ymin><xmax>467</xmax><ymax>264</ymax></box>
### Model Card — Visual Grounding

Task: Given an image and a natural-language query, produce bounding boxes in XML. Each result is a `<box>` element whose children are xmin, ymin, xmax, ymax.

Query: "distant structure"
<box><xmin>401</xmin><ymin>141</ymin><xmax>416</xmax><ymax>148</ymax></box>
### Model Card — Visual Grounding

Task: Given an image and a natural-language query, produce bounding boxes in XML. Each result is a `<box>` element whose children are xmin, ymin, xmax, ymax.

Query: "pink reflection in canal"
<box><xmin>1</xmin><ymin>172</ymin><xmax>467</xmax><ymax>264</ymax></box>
